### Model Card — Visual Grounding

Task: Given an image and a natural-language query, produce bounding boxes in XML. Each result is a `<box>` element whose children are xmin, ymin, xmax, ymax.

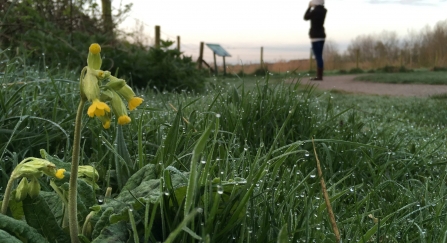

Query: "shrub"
<box><xmin>432</xmin><ymin>66</ymin><xmax>447</xmax><ymax>71</ymax></box>
<box><xmin>348</xmin><ymin>67</ymin><xmax>364</xmax><ymax>74</ymax></box>
<box><xmin>252</xmin><ymin>67</ymin><xmax>269</xmax><ymax>76</ymax></box>
<box><xmin>378</xmin><ymin>65</ymin><xmax>413</xmax><ymax>73</ymax></box>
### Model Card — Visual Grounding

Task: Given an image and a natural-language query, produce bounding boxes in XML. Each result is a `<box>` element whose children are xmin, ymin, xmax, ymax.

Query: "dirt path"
<box><xmin>303</xmin><ymin>74</ymin><xmax>447</xmax><ymax>97</ymax></box>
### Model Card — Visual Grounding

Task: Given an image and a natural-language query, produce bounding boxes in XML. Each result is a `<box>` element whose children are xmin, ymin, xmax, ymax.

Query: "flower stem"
<box><xmin>69</xmin><ymin>98</ymin><xmax>86</xmax><ymax>243</ymax></box>
<box><xmin>1</xmin><ymin>175</ymin><xmax>15</xmax><ymax>214</ymax></box>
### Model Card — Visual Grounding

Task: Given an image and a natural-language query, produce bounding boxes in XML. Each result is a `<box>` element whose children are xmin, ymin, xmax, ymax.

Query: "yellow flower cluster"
<box><xmin>80</xmin><ymin>43</ymin><xmax>144</xmax><ymax>129</ymax></box>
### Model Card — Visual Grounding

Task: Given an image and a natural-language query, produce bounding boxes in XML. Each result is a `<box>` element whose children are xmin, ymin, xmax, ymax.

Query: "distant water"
<box><xmin>182</xmin><ymin>45</ymin><xmax>311</xmax><ymax>65</ymax></box>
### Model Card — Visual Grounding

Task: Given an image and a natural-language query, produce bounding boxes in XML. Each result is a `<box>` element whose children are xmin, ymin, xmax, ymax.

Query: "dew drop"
<box><xmin>217</xmin><ymin>185</ymin><xmax>224</xmax><ymax>194</ymax></box>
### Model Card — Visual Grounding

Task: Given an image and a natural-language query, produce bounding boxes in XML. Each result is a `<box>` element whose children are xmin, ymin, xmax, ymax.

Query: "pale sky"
<box><xmin>114</xmin><ymin>0</ymin><xmax>447</xmax><ymax>65</ymax></box>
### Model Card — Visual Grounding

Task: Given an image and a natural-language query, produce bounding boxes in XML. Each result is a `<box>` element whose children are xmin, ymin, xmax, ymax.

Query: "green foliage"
<box><xmin>1</xmin><ymin>0</ymin><xmax>204</xmax><ymax>93</ymax></box>
<box><xmin>252</xmin><ymin>66</ymin><xmax>269</xmax><ymax>77</ymax></box>
<box><xmin>0</xmin><ymin>213</ymin><xmax>50</xmax><ymax>243</ymax></box>
<box><xmin>22</xmin><ymin>194</ymin><xmax>70</xmax><ymax>242</ymax></box>
<box><xmin>4</xmin><ymin>60</ymin><xmax>447</xmax><ymax>241</ymax></box>
<box><xmin>109</xmin><ymin>40</ymin><xmax>206</xmax><ymax>91</ymax></box>
<box><xmin>377</xmin><ymin>65</ymin><xmax>413</xmax><ymax>73</ymax></box>
<box><xmin>348</xmin><ymin>67</ymin><xmax>364</xmax><ymax>74</ymax></box>
<box><xmin>432</xmin><ymin>66</ymin><xmax>447</xmax><ymax>71</ymax></box>
<box><xmin>354</xmin><ymin>71</ymin><xmax>447</xmax><ymax>84</ymax></box>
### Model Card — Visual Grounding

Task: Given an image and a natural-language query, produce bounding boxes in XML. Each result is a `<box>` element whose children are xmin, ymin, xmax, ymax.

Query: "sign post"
<box><xmin>205</xmin><ymin>43</ymin><xmax>231</xmax><ymax>76</ymax></box>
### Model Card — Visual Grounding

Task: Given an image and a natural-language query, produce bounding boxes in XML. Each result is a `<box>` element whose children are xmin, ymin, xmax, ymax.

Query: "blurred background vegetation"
<box><xmin>0</xmin><ymin>0</ymin><xmax>207</xmax><ymax>91</ymax></box>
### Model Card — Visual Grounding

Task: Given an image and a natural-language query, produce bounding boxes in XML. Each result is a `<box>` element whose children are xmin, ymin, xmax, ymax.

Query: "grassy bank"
<box><xmin>1</xmin><ymin>61</ymin><xmax>447</xmax><ymax>242</ymax></box>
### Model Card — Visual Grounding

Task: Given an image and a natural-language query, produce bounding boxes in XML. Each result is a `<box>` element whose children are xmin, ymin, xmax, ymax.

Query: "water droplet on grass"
<box><xmin>217</xmin><ymin>185</ymin><xmax>223</xmax><ymax>194</ymax></box>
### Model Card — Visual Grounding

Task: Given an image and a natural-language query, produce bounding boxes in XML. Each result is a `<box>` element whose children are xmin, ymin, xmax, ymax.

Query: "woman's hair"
<box><xmin>311</xmin><ymin>0</ymin><xmax>324</xmax><ymax>5</ymax></box>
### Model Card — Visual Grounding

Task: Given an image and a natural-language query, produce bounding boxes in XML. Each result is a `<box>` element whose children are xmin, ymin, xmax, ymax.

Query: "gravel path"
<box><xmin>304</xmin><ymin>74</ymin><xmax>447</xmax><ymax>97</ymax></box>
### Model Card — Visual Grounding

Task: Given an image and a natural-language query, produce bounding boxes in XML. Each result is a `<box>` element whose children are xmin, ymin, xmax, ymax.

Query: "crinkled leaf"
<box><xmin>91</xmin><ymin>221</ymin><xmax>128</xmax><ymax>243</ymax></box>
<box><xmin>22</xmin><ymin>194</ymin><xmax>70</xmax><ymax>243</ymax></box>
<box><xmin>92</xmin><ymin>207</ymin><xmax>114</xmax><ymax>239</ymax></box>
<box><xmin>0</xmin><ymin>229</ymin><xmax>22</xmax><ymax>243</ymax></box>
<box><xmin>121</xmin><ymin>163</ymin><xmax>157</xmax><ymax>191</ymax></box>
<box><xmin>109</xmin><ymin>207</ymin><xmax>130</xmax><ymax>224</ymax></box>
<box><xmin>0</xmin><ymin>213</ymin><xmax>49</xmax><ymax>243</ymax></box>
<box><xmin>40</xmin><ymin>191</ymin><xmax>64</xmax><ymax>224</ymax></box>
<box><xmin>61</xmin><ymin>180</ymin><xmax>90</xmax><ymax>221</ymax></box>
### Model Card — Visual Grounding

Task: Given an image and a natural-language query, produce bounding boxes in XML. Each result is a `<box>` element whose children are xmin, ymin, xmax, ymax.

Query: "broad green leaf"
<box><xmin>22</xmin><ymin>194</ymin><xmax>70</xmax><ymax>243</ymax></box>
<box><xmin>92</xmin><ymin>207</ymin><xmax>114</xmax><ymax>240</ymax></box>
<box><xmin>0</xmin><ymin>229</ymin><xmax>22</xmax><ymax>243</ymax></box>
<box><xmin>39</xmin><ymin>191</ymin><xmax>64</xmax><ymax>224</ymax></box>
<box><xmin>0</xmin><ymin>213</ymin><xmax>49</xmax><ymax>243</ymax></box>
<box><xmin>59</xmin><ymin>179</ymin><xmax>94</xmax><ymax>220</ymax></box>
<box><xmin>121</xmin><ymin>163</ymin><xmax>157</xmax><ymax>192</ymax></box>
<box><xmin>91</xmin><ymin>221</ymin><xmax>128</xmax><ymax>243</ymax></box>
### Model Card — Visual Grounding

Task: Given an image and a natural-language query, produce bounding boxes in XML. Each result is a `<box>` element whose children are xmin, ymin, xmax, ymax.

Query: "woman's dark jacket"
<box><xmin>303</xmin><ymin>5</ymin><xmax>327</xmax><ymax>38</ymax></box>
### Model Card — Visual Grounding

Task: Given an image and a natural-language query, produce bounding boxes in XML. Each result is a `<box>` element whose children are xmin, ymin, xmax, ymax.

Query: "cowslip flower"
<box><xmin>87</xmin><ymin>99</ymin><xmax>111</xmax><ymax>118</ymax></box>
<box><xmin>81</xmin><ymin>44</ymin><xmax>111</xmax><ymax>119</ymax></box>
<box><xmin>107</xmin><ymin>77</ymin><xmax>144</xmax><ymax>111</ymax></box>
<box><xmin>101</xmin><ymin>89</ymin><xmax>131</xmax><ymax>125</ymax></box>
<box><xmin>9</xmin><ymin>158</ymin><xmax>65</xmax><ymax>202</ymax></box>
<box><xmin>116</xmin><ymin>84</ymin><xmax>144</xmax><ymax>111</ymax></box>
<box><xmin>97</xmin><ymin>112</ymin><xmax>112</xmax><ymax>129</ymax></box>
<box><xmin>81</xmin><ymin>43</ymin><xmax>143</xmax><ymax>128</ymax></box>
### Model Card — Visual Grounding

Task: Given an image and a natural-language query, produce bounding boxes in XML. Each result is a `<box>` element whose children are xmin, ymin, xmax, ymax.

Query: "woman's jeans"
<box><xmin>311</xmin><ymin>40</ymin><xmax>325</xmax><ymax>69</ymax></box>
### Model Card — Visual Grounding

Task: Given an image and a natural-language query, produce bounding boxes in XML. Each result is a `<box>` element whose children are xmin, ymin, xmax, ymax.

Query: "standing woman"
<box><xmin>304</xmin><ymin>0</ymin><xmax>327</xmax><ymax>81</ymax></box>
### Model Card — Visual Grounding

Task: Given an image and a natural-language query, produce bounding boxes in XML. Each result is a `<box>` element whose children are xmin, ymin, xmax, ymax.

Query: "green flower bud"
<box><xmin>81</xmin><ymin>67</ymin><xmax>101</xmax><ymax>102</ymax></box>
<box><xmin>115</xmin><ymin>84</ymin><xmax>144</xmax><ymax>111</ymax></box>
<box><xmin>97</xmin><ymin>111</ymin><xmax>112</xmax><ymax>129</ymax></box>
<box><xmin>78</xmin><ymin>166</ymin><xmax>100</xmax><ymax>189</ymax></box>
<box><xmin>15</xmin><ymin>178</ymin><xmax>29</xmax><ymax>201</ymax></box>
<box><xmin>28</xmin><ymin>177</ymin><xmax>41</xmax><ymax>198</ymax></box>
<box><xmin>116</xmin><ymin>84</ymin><xmax>135</xmax><ymax>101</ymax></box>
<box><xmin>91</xmin><ymin>69</ymin><xmax>110</xmax><ymax>80</ymax></box>
<box><xmin>106</xmin><ymin>76</ymin><xmax>126</xmax><ymax>91</ymax></box>
<box><xmin>12</xmin><ymin>158</ymin><xmax>57</xmax><ymax>180</ymax></box>
<box><xmin>78</xmin><ymin>166</ymin><xmax>99</xmax><ymax>182</ymax></box>
<box><xmin>109</xmin><ymin>90</ymin><xmax>131</xmax><ymax>125</ymax></box>
<box><xmin>87</xmin><ymin>43</ymin><xmax>102</xmax><ymax>70</ymax></box>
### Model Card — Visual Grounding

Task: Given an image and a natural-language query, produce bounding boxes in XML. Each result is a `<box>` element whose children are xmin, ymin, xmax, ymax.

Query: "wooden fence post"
<box><xmin>213</xmin><ymin>52</ymin><xmax>217</xmax><ymax>76</ymax></box>
<box><xmin>435</xmin><ymin>52</ymin><xmax>438</xmax><ymax>67</ymax></box>
<box><xmin>223</xmin><ymin>56</ymin><xmax>227</xmax><ymax>76</ymax></box>
<box><xmin>260</xmin><ymin>46</ymin><xmax>264</xmax><ymax>70</ymax></box>
<box><xmin>198</xmin><ymin>42</ymin><xmax>204</xmax><ymax>69</ymax></box>
<box><xmin>155</xmin><ymin>25</ymin><xmax>160</xmax><ymax>48</ymax></box>
<box><xmin>356</xmin><ymin>49</ymin><xmax>360</xmax><ymax>69</ymax></box>
<box><xmin>399</xmin><ymin>50</ymin><xmax>403</xmax><ymax>67</ymax></box>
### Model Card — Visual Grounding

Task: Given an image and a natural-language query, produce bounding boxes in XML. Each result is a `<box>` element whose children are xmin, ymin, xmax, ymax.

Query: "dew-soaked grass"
<box><xmin>2</xmin><ymin>57</ymin><xmax>447</xmax><ymax>242</ymax></box>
